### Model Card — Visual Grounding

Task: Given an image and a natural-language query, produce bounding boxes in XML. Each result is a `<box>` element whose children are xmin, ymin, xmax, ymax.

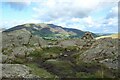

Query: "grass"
<box><xmin>26</xmin><ymin>63</ymin><xmax>58</xmax><ymax>78</ymax></box>
<box><xmin>45</xmin><ymin>59</ymin><xmax>75</xmax><ymax>77</ymax></box>
<box><xmin>76</xmin><ymin>72</ymin><xmax>96</xmax><ymax>78</ymax></box>
<box><xmin>12</xmin><ymin>58</ymin><xmax>26</xmax><ymax>64</ymax></box>
<box><xmin>29</xmin><ymin>47</ymin><xmax>65</xmax><ymax>58</ymax></box>
<box><xmin>96</xmin><ymin>33</ymin><xmax>120</xmax><ymax>39</ymax></box>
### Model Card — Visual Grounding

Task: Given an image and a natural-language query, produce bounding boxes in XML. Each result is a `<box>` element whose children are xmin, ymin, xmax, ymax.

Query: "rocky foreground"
<box><xmin>1</xmin><ymin>28</ymin><xmax>120</xmax><ymax>79</ymax></box>
<box><xmin>2</xmin><ymin>64</ymin><xmax>38</xmax><ymax>78</ymax></box>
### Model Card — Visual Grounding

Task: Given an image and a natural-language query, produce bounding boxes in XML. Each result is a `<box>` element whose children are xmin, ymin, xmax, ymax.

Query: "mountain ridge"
<box><xmin>3</xmin><ymin>23</ymin><xmax>98</xmax><ymax>40</ymax></box>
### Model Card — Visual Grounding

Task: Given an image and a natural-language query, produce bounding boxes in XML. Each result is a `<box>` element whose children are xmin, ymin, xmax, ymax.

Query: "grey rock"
<box><xmin>59</xmin><ymin>40</ymin><xmax>76</xmax><ymax>47</ymax></box>
<box><xmin>79</xmin><ymin>38</ymin><xmax>119</xmax><ymax>69</ymax></box>
<box><xmin>2</xmin><ymin>29</ymin><xmax>47</xmax><ymax>48</ymax></box>
<box><xmin>2</xmin><ymin>64</ymin><xmax>38</xmax><ymax>78</ymax></box>
<box><xmin>12</xmin><ymin>46</ymin><xmax>28</xmax><ymax>58</ymax></box>
<box><xmin>2</xmin><ymin>28</ymin><xmax>47</xmax><ymax>63</ymax></box>
<box><xmin>99</xmin><ymin>58</ymin><xmax>118</xmax><ymax>69</ymax></box>
<box><xmin>81</xmin><ymin>32</ymin><xmax>94</xmax><ymax>40</ymax></box>
<box><xmin>2</xmin><ymin>55</ymin><xmax>8</xmax><ymax>63</ymax></box>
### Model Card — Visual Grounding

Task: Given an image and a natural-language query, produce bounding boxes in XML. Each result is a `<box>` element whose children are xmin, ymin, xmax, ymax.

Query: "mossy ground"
<box><xmin>26</xmin><ymin>63</ymin><xmax>58</xmax><ymax>78</ymax></box>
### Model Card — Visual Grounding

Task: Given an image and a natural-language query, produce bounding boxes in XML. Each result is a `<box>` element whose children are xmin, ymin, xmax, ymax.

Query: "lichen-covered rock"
<box><xmin>78</xmin><ymin>38</ymin><xmax>119</xmax><ymax>69</ymax></box>
<box><xmin>58</xmin><ymin>40</ymin><xmax>77</xmax><ymax>47</ymax></box>
<box><xmin>2</xmin><ymin>64</ymin><xmax>38</xmax><ymax>78</ymax></box>
<box><xmin>81</xmin><ymin>32</ymin><xmax>94</xmax><ymax>40</ymax></box>
<box><xmin>12</xmin><ymin>46</ymin><xmax>28</xmax><ymax>58</ymax></box>
<box><xmin>2</xmin><ymin>29</ymin><xmax>31</xmax><ymax>48</ymax></box>
<box><xmin>2</xmin><ymin>55</ymin><xmax>8</xmax><ymax>63</ymax></box>
<box><xmin>2</xmin><ymin>28</ymin><xmax>47</xmax><ymax>63</ymax></box>
<box><xmin>99</xmin><ymin>58</ymin><xmax>118</xmax><ymax>69</ymax></box>
<box><xmin>2</xmin><ymin>29</ymin><xmax>47</xmax><ymax>48</ymax></box>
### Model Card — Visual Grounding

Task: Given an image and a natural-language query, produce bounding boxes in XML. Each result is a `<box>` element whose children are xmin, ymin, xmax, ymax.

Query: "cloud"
<box><xmin>33</xmin><ymin>0</ymin><xmax>119</xmax><ymax>20</ymax></box>
<box><xmin>32</xmin><ymin>0</ymin><xmax>118</xmax><ymax>32</ymax></box>
<box><xmin>103</xmin><ymin>5</ymin><xmax>118</xmax><ymax>33</ymax></box>
<box><xmin>106</xmin><ymin>6</ymin><xmax>118</xmax><ymax>19</ymax></box>
<box><xmin>3</xmin><ymin>1</ymin><xmax>31</xmax><ymax>10</ymax></box>
<box><xmin>33</xmin><ymin>0</ymin><xmax>101</xmax><ymax>21</ymax></box>
<box><xmin>1</xmin><ymin>0</ymin><xmax>119</xmax><ymax>33</ymax></box>
<box><xmin>1</xmin><ymin>19</ymin><xmax>41</xmax><ymax>29</ymax></box>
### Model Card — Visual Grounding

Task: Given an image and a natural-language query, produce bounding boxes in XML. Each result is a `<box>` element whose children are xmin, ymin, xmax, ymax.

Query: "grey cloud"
<box><xmin>3</xmin><ymin>2</ymin><xmax>30</xmax><ymax>10</ymax></box>
<box><xmin>33</xmin><ymin>0</ymin><xmax>99</xmax><ymax>22</ymax></box>
<box><xmin>36</xmin><ymin>0</ymin><xmax>118</xmax><ymax>22</ymax></box>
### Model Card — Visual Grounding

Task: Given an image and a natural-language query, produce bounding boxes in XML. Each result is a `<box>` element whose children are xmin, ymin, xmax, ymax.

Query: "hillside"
<box><xmin>2</xmin><ymin>23</ymin><xmax>119</xmax><ymax>79</ymax></box>
<box><xmin>96</xmin><ymin>33</ymin><xmax>120</xmax><ymax>39</ymax></box>
<box><xmin>4</xmin><ymin>23</ymin><xmax>98</xmax><ymax>40</ymax></box>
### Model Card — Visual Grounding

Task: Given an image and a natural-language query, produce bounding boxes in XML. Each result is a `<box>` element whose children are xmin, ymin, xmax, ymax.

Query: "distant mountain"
<box><xmin>95</xmin><ymin>33</ymin><xmax>115</xmax><ymax>36</ymax></box>
<box><xmin>3</xmin><ymin>23</ymin><xmax>98</xmax><ymax>40</ymax></box>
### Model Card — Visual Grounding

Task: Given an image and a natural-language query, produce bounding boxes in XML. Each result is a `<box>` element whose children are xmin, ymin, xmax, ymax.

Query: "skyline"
<box><xmin>0</xmin><ymin>0</ymin><xmax>119</xmax><ymax>33</ymax></box>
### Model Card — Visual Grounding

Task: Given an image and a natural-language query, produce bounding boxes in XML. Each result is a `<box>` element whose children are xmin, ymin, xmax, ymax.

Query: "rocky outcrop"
<box><xmin>58</xmin><ymin>32</ymin><xmax>95</xmax><ymax>49</ymax></box>
<box><xmin>2</xmin><ymin>55</ymin><xmax>8</xmax><ymax>63</ymax></box>
<box><xmin>2</xmin><ymin>64</ymin><xmax>38</xmax><ymax>78</ymax></box>
<box><xmin>2</xmin><ymin>28</ymin><xmax>47</xmax><ymax>63</ymax></box>
<box><xmin>79</xmin><ymin>38</ymin><xmax>119</xmax><ymax>69</ymax></box>
<box><xmin>58</xmin><ymin>40</ymin><xmax>77</xmax><ymax>48</ymax></box>
<box><xmin>2</xmin><ymin>28</ymin><xmax>47</xmax><ymax>48</ymax></box>
<box><xmin>81</xmin><ymin>32</ymin><xmax>94</xmax><ymax>40</ymax></box>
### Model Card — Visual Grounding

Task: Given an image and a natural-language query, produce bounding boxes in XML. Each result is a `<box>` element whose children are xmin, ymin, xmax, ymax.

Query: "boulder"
<box><xmin>12</xmin><ymin>46</ymin><xmax>28</xmax><ymax>58</ymax></box>
<box><xmin>81</xmin><ymin>32</ymin><xmax>94</xmax><ymax>40</ymax></box>
<box><xmin>78</xmin><ymin>38</ymin><xmax>119</xmax><ymax>69</ymax></box>
<box><xmin>2</xmin><ymin>64</ymin><xmax>38</xmax><ymax>78</ymax></box>
<box><xmin>2</xmin><ymin>55</ymin><xmax>8</xmax><ymax>63</ymax></box>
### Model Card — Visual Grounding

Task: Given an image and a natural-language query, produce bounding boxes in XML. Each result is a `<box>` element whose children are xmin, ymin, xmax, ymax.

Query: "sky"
<box><xmin>0</xmin><ymin>0</ymin><xmax>119</xmax><ymax>33</ymax></box>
